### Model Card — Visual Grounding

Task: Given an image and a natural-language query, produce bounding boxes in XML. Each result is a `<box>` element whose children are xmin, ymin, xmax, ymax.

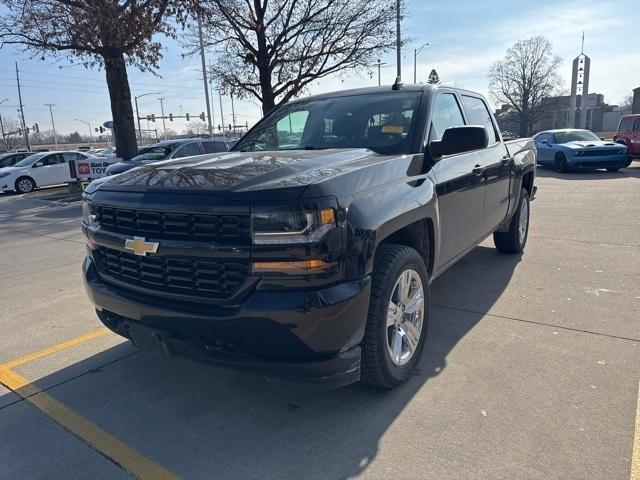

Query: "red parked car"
<box><xmin>614</xmin><ymin>114</ymin><xmax>640</xmax><ymax>158</ymax></box>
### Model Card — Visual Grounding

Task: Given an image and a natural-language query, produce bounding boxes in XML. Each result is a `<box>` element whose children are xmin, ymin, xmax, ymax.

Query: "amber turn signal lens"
<box><xmin>319</xmin><ymin>208</ymin><xmax>335</xmax><ymax>225</ymax></box>
<box><xmin>253</xmin><ymin>259</ymin><xmax>336</xmax><ymax>275</ymax></box>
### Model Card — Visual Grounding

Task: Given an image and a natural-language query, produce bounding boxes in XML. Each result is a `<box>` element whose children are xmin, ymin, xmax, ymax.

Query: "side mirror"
<box><xmin>430</xmin><ymin>126</ymin><xmax>488</xmax><ymax>158</ymax></box>
<box><xmin>599</xmin><ymin>136</ymin><xmax>605</xmax><ymax>141</ymax></box>
<box><xmin>539</xmin><ymin>139</ymin><xmax>549</xmax><ymax>145</ymax></box>
<box><xmin>33</xmin><ymin>161</ymin><xmax>44</xmax><ymax>168</ymax></box>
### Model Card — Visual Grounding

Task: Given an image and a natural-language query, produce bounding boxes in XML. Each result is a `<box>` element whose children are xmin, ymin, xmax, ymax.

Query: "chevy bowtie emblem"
<box><xmin>124</xmin><ymin>236</ymin><xmax>159</xmax><ymax>256</ymax></box>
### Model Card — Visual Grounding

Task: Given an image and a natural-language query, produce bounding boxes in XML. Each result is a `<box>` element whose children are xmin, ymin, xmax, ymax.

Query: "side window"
<box><xmin>461</xmin><ymin>95</ymin><xmax>498</xmax><ymax>144</ymax></box>
<box><xmin>202</xmin><ymin>141</ymin><xmax>227</xmax><ymax>154</ymax></box>
<box><xmin>42</xmin><ymin>154</ymin><xmax>64</xmax><ymax>166</ymax></box>
<box><xmin>172</xmin><ymin>142</ymin><xmax>201</xmax><ymax>159</ymax></box>
<box><xmin>619</xmin><ymin>118</ymin><xmax>633</xmax><ymax>132</ymax></box>
<box><xmin>634</xmin><ymin>119</ymin><xmax>640</xmax><ymax>132</ymax></box>
<box><xmin>535</xmin><ymin>133</ymin><xmax>550</xmax><ymax>144</ymax></box>
<box><xmin>430</xmin><ymin>93</ymin><xmax>465</xmax><ymax>141</ymax></box>
<box><xmin>63</xmin><ymin>152</ymin><xmax>85</xmax><ymax>162</ymax></box>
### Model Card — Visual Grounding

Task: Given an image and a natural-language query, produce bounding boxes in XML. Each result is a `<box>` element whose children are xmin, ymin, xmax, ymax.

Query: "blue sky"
<box><xmin>1</xmin><ymin>0</ymin><xmax>638</xmax><ymax>135</ymax></box>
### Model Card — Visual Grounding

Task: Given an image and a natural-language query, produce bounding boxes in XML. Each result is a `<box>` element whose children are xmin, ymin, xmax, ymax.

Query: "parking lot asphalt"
<box><xmin>1</xmin><ymin>164</ymin><xmax>639</xmax><ymax>480</ymax></box>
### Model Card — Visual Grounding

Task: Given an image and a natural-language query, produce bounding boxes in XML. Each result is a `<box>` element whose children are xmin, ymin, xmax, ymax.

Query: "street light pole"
<box><xmin>218</xmin><ymin>90</ymin><xmax>225</xmax><ymax>137</ymax></box>
<box><xmin>0</xmin><ymin>98</ymin><xmax>8</xmax><ymax>148</ymax></box>
<box><xmin>198</xmin><ymin>15</ymin><xmax>214</xmax><ymax>136</ymax></box>
<box><xmin>134</xmin><ymin>92</ymin><xmax>162</xmax><ymax>145</ymax></box>
<box><xmin>158</xmin><ymin>97</ymin><xmax>167</xmax><ymax>140</ymax></box>
<box><xmin>44</xmin><ymin>104</ymin><xmax>58</xmax><ymax>147</ymax></box>
<box><xmin>413</xmin><ymin>42</ymin><xmax>429</xmax><ymax>84</ymax></box>
<box><xmin>376</xmin><ymin>60</ymin><xmax>387</xmax><ymax>86</ymax></box>
<box><xmin>74</xmin><ymin>118</ymin><xmax>93</xmax><ymax>143</ymax></box>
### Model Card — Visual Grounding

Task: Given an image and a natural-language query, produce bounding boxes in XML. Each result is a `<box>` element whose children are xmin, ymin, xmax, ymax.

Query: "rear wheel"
<box><xmin>362</xmin><ymin>245</ymin><xmax>429</xmax><ymax>388</ymax></box>
<box><xmin>554</xmin><ymin>152</ymin><xmax>568</xmax><ymax>173</ymax></box>
<box><xmin>494</xmin><ymin>188</ymin><xmax>530</xmax><ymax>254</ymax></box>
<box><xmin>15</xmin><ymin>176</ymin><xmax>35</xmax><ymax>193</ymax></box>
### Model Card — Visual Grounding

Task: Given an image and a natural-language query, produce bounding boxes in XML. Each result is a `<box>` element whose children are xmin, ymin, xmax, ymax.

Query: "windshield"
<box><xmin>554</xmin><ymin>130</ymin><xmax>600</xmax><ymax>143</ymax></box>
<box><xmin>14</xmin><ymin>153</ymin><xmax>46</xmax><ymax>167</ymax></box>
<box><xmin>130</xmin><ymin>144</ymin><xmax>177</xmax><ymax>162</ymax></box>
<box><xmin>233</xmin><ymin>92</ymin><xmax>422</xmax><ymax>155</ymax></box>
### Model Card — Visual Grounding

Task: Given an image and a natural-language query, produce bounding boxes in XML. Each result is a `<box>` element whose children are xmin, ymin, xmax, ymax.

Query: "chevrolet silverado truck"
<box><xmin>81</xmin><ymin>83</ymin><xmax>536</xmax><ymax>389</ymax></box>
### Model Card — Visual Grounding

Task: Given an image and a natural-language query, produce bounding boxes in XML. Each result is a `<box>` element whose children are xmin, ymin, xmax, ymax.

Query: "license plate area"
<box><xmin>125</xmin><ymin>321</ymin><xmax>174</xmax><ymax>358</ymax></box>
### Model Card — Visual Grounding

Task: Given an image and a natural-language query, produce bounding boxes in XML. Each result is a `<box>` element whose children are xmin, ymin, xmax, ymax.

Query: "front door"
<box><xmin>460</xmin><ymin>94</ymin><xmax>511</xmax><ymax>231</ymax></box>
<box><xmin>428</xmin><ymin>92</ymin><xmax>486</xmax><ymax>268</ymax></box>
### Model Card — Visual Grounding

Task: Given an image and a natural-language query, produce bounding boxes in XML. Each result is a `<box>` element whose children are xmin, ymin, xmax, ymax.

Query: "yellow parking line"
<box><xmin>4</xmin><ymin>327</ymin><xmax>110</xmax><ymax>369</ymax></box>
<box><xmin>631</xmin><ymin>380</ymin><xmax>640</xmax><ymax>480</ymax></box>
<box><xmin>0</xmin><ymin>367</ymin><xmax>179</xmax><ymax>480</ymax></box>
<box><xmin>0</xmin><ymin>329</ymin><xmax>180</xmax><ymax>479</ymax></box>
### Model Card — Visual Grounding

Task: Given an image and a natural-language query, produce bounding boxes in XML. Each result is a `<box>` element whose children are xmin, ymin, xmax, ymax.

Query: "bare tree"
<box><xmin>0</xmin><ymin>0</ymin><xmax>189</xmax><ymax>160</ymax></box>
<box><xmin>0</xmin><ymin>116</ymin><xmax>23</xmax><ymax>150</ymax></box>
<box><xmin>619</xmin><ymin>94</ymin><xmax>633</xmax><ymax>111</ymax></box>
<box><xmin>189</xmin><ymin>0</ymin><xmax>399</xmax><ymax>115</ymax></box>
<box><xmin>184</xmin><ymin>120</ymin><xmax>211</xmax><ymax>136</ymax></box>
<box><xmin>488</xmin><ymin>36</ymin><xmax>562</xmax><ymax>137</ymax></box>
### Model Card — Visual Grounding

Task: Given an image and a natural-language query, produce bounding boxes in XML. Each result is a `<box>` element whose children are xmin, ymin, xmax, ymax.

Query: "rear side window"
<box><xmin>430</xmin><ymin>93</ymin><xmax>465</xmax><ymax>141</ymax></box>
<box><xmin>634</xmin><ymin>119</ymin><xmax>640</xmax><ymax>132</ymax></box>
<box><xmin>619</xmin><ymin>118</ymin><xmax>633</xmax><ymax>132</ymax></box>
<box><xmin>462</xmin><ymin>95</ymin><xmax>498</xmax><ymax>144</ymax></box>
<box><xmin>202</xmin><ymin>141</ymin><xmax>228</xmax><ymax>154</ymax></box>
<box><xmin>42</xmin><ymin>154</ymin><xmax>65</xmax><ymax>166</ymax></box>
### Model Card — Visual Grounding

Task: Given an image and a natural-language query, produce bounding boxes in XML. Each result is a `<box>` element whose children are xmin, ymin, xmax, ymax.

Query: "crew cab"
<box><xmin>81</xmin><ymin>84</ymin><xmax>536</xmax><ymax>389</ymax></box>
<box><xmin>613</xmin><ymin>114</ymin><xmax>640</xmax><ymax>158</ymax></box>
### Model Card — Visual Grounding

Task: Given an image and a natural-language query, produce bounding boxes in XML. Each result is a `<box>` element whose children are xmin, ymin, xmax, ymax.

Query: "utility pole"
<box><xmin>158</xmin><ymin>97</ymin><xmax>167</xmax><ymax>140</ymax></box>
<box><xmin>198</xmin><ymin>16</ymin><xmax>214</xmax><ymax>136</ymax></box>
<box><xmin>44</xmin><ymin>104</ymin><xmax>58</xmax><ymax>147</ymax></box>
<box><xmin>413</xmin><ymin>43</ymin><xmax>429</xmax><ymax>84</ymax></box>
<box><xmin>395</xmin><ymin>0</ymin><xmax>402</xmax><ymax>79</ymax></box>
<box><xmin>218</xmin><ymin>90</ymin><xmax>225</xmax><ymax>137</ymax></box>
<box><xmin>15</xmin><ymin>62</ymin><xmax>30</xmax><ymax>151</ymax></box>
<box><xmin>74</xmin><ymin>118</ymin><xmax>93</xmax><ymax>143</ymax></box>
<box><xmin>376</xmin><ymin>60</ymin><xmax>387</xmax><ymax>86</ymax></box>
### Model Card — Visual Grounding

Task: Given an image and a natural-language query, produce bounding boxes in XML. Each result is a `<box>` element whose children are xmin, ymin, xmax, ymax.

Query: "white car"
<box><xmin>0</xmin><ymin>151</ymin><xmax>98</xmax><ymax>194</ymax></box>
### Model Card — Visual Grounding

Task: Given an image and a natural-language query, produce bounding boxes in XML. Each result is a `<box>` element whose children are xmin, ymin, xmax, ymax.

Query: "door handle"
<box><xmin>472</xmin><ymin>165</ymin><xmax>486</xmax><ymax>176</ymax></box>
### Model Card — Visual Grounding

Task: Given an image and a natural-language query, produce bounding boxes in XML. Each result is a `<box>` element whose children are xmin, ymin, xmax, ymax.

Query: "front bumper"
<box><xmin>568</xmin><ymin>153</ymin><xmax>630</xmax><ymax>169</ymax></box>
<box><xmin>83</xmin><ymin>256</ymin><xmax>370</xmax><ymax>388</ymax></box>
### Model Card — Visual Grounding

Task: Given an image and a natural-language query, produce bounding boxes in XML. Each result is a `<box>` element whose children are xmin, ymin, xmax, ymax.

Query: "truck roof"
<box><xmin>286</xmin><ymin>83</ymin><xmax>486</xmax><ymax>105</ymax></box>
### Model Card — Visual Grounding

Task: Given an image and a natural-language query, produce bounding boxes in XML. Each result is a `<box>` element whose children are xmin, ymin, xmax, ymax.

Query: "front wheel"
<box><xmin>362</xmin><ymin>245</ymin><xmax>429</xmax><ymax>388</ymax></box>
<box><xmin>554</xmin><ymin>152</ymin><xmax>568</xmax><ymax>173</ymax></box>
<box><xmin>494</xmin><ymin>188</ymin><xmax>530</xmax><ymax>254</ymax></box>
<box><xmin>15</xmin><ymin>176</ymin><xmax>35</xmax><ymax>193</ymax></box>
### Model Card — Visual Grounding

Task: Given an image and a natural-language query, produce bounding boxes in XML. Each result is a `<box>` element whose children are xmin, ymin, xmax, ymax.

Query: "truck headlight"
<box><xmin>82</xmin><ymin>200</ymin><xmax>99</xmax><ymax>228</ymax></box>
<box><xmin>252</xmin><ymin>207</ymin><xmax>336</xmax><ymax>245</ymax></box>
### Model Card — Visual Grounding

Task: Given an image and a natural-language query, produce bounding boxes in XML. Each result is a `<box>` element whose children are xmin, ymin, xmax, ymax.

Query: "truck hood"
<box><xmin>89</xmin><ymin>148</ymin><xmax>396</xmax><ymax>199</ymax></box>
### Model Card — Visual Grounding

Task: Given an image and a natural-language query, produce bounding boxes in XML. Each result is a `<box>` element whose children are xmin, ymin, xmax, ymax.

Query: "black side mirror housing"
<box><xmin>429</xmin><ymin>126</ymin><xmax>488</xmax><ymax>158</ymax></box>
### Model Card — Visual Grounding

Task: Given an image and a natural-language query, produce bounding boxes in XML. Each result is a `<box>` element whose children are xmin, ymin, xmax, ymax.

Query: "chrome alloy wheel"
<box><xmin>518</xmin><ymin>197</ymin><xmax>529</xmax><ymax>245</ymax></box>
<box><xmin>386</xmin><ymin>269</ymin><xmax>425</xmax><ymax>366</ymax></box>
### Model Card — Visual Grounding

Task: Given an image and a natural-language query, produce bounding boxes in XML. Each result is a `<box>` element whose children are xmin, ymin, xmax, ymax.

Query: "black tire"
<box><xmin>494</xmin><ymin>188</ymin><xmax>530</xmax><ymax>254</ymax></box>
<box><xmin>606</xmin><ymin>167</ymin><xmax>620</xmax><ymax>172</ymax></box>
<box><xmin>554</xmin><ymin>152</ymin><xmax>568</xmax><ymax>173</ymax></box>
<box><xmin>15</xmin><ymin>176</ymin><xmax>35</xmax><ymax>193</ymax></box>
<box><xmin>361</xmin><ymin>245</ymin><xmax>430</xmax><ymax>388</ymax></box>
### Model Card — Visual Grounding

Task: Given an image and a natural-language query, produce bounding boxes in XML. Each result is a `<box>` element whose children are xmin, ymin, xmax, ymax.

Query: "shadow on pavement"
<box><xmin>536</xmin><ymin>161</ymin><xmax>640</xmax><ymax>180</ymax></box>
<box><xmin>0</xmin><ymin>246</ymin><xmax>521</xmax><ymax>479</ymax></box>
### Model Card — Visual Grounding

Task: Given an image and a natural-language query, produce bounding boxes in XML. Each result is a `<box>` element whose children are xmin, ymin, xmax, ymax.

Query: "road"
<box><xmin>1</xmin><ymin>164</ymin><xmax>639</xmax><ymax>480</ymax></box>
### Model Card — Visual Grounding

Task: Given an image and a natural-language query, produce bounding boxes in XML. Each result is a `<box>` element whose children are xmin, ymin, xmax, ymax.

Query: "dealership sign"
<box><xmin>73</xmin><ymin>160</ymin><xmax>117</xmax><ymax>180</ymax></box>
<box><xmin>103</xmin><ymin>120</ymin><xmax>114</xmax><ymax>129</ymax></box>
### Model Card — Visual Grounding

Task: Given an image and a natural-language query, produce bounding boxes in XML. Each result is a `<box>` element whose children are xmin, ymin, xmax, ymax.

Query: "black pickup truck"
<box><xmin>82</xmin><ymin>84</ymin><xmax>536</xmax><ymax>389</ymax></box>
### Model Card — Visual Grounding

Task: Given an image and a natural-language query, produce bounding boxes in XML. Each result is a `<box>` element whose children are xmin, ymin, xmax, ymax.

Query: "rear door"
<box><xmin>31</xmin><ymin>153</ymin><xmax>68</xmax><ymax>186</ymax></box>
<box><xmin>633</xmin><ymin>119</ymin><xmax>640</xmax><ymax>154</ymax></box>
<box><xmin>429</xmin><ymin>91</ymin><xmax>486</xmax><ymax>267</ymax></box>
<box><xmin>460</xmin><ymin>94</ymin><xmax>511</xmax><ymax>231</ymax></box>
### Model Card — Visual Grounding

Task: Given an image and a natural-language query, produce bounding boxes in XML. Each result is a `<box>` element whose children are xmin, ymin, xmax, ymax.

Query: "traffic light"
<box><xmin>169</xmin><ymin>113</ymin><xmax>173</xmax><ymax>122</ymax></box>
<box><xmin>99</xmin><ymin>126</ymin><xmax>105</xmax><ymax>133</ymax></box>
<box><xmin>185</xmin><ymin>113</ymin><xmax>190</xmax><ymax>121</ymax></box>
<box><xmin>217</xmin><ymin>125</ymin><xmax>221</xmax><ymax>131</ymax></box>
<box><xmin>228</xmin><ymin>124</ymin><xmax>232</xmax><ymax>131</ymax></box>
<box><xmin>32</xmin><ymin>123</ymin><xmax>39</xmax><ymax>133</ymax></box>
<box><xmin>151</xmin><ymin>114</ymin><xmax>156</xmax><ymax>123</ymax></box>
<box><xmin>199</xmin><ymin>112</ymin><xmax>205</xmax><ymax>121</ymax></box>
